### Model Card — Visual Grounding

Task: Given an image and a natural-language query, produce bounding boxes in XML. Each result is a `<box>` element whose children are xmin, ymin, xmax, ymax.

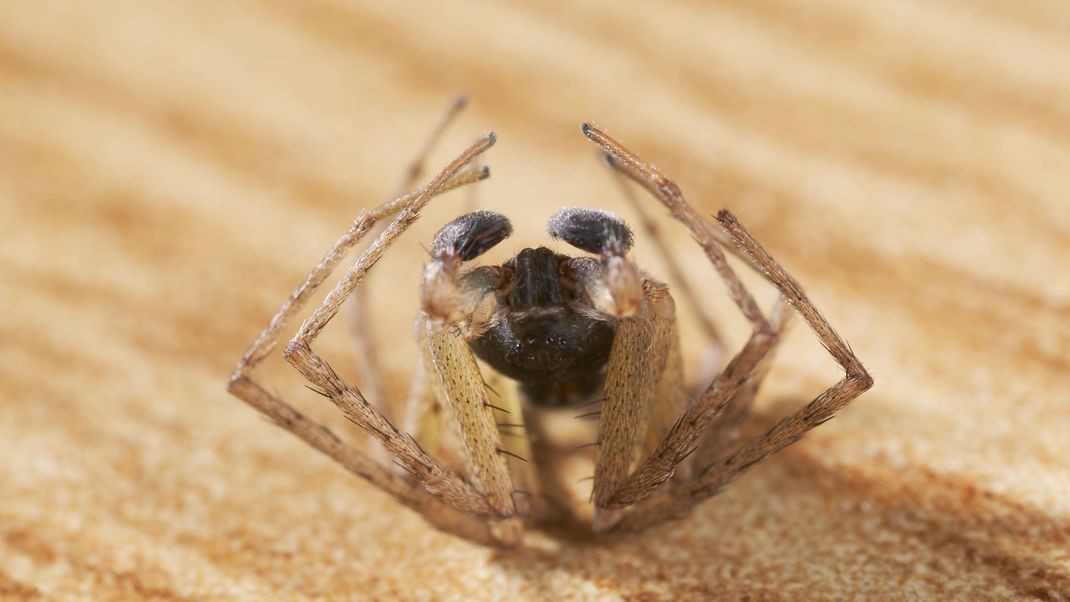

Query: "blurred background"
<box><xmin>1</xmin><ymin>0</ymin><xmax>1068</xmax><ymax>599</ymax></box>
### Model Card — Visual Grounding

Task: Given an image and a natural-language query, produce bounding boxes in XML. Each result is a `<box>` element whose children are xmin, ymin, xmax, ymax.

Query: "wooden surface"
<box><xmin>2</xmin><ymin>0</ymin><xmax>1069</xmax><ymax>599</ymax></box>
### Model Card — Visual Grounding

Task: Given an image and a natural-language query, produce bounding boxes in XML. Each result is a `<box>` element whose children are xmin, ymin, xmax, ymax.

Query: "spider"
<box><xmin>226</xmin><ymin>100</ymin><xmax>873</xmax><ymax>547</ymax></box>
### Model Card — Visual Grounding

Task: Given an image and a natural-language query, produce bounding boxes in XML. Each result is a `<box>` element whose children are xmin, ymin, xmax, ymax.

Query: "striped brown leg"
<box><xmin>226</xmin><ymin>138</ymin><xmax>494</xmax><ymax>544</ymax></box>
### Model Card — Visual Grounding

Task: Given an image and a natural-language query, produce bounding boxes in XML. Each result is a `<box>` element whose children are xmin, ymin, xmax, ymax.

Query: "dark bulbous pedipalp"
<box><xmin>547</xmin><ymin>207</ymin><xmax>633</xmax><ymax>255</ymax></box>
<box><xmin>432</xmin><ymin>210</ymin><xmax>512</xmax><ymax>261</ymax></box>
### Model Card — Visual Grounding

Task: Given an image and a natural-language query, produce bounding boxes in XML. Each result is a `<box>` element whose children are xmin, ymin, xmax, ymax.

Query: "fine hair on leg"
<box><xmin>346</xmin><ymin>95</ymin><xmax>472</xmax><ymax>421</ymax></box>
<box><xmin>229</xmin><ymin>133</ymin><xmax>524</xmax><ymax>546</ymax></box>
<box><xmin>580</xmin><ymin>124</ymin><xmax>871</xmax><ymax>531</ymax></box>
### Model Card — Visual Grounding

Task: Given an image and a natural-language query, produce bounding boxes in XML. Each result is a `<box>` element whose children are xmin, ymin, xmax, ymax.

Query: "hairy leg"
<box><xmin>591</xmin><ymin>278</ymin><xmax>678</xmax><ymax>531</ymax></box>
<box><xmin>226</xmin><ymin>139</ymin><xmax>494</xmax><ymax>542</ymax></box>
<box><xmin>423</xmin><ymin>319</ymin><xmax>523</xmax><ymax>543</ymax></box>
<box><xmin>581</xmin><ymin>125</ymin><xmax>780</xmax><ymax>520</ymax></box>
<box><xmin>346</xmin><ymin>96</ymin><xmax>471</xmax><ymax>419</ymax></box>
<box><xmin>603</xmin><ymin>153</ymin><xmax>726</xmax><ymax>375</ymax></box>
<box><xmin>614</xmin><ymin>212</ymin><xmax>872</xmax><ymax>532</ymax></box>
<box><xmin>265</xmin><ymin>135</ymin><xmax>525</xmax><ymax>545</ymax></box>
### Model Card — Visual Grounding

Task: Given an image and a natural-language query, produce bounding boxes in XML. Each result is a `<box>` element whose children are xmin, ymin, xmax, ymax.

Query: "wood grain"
<box><xmin>2</xmin><ymin>0</ymin><xmax>1069</xmax><ymax>599</ymax></box>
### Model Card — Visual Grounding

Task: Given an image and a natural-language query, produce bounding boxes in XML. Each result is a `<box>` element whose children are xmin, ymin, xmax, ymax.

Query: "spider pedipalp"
<box><xmin>432</xmin><ymin>210</ymin><xmax>513</xmax><ymax>261</ymax></box>
<box><xmin>547</xmin><ymin>206</ymin><xmax>633</xmax><ymax>255</ymax></box>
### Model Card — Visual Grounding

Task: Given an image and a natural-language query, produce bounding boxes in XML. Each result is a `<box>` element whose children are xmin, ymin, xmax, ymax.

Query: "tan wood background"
<box><xmin>2</xmin><ymin>0</ymin><xmax>1069</xmax><ymax>599</ymax></box>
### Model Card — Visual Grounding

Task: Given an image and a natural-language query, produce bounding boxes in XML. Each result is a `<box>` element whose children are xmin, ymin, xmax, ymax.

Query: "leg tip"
<box><xmin>490</xmin><ymin>518</ymin><xmax>524</xmax><ymax>548</ymax></box>
<box><xmin>592</xmin><ymin>507</ymin><xmax>623</xmax><ymax>533</ymax></box>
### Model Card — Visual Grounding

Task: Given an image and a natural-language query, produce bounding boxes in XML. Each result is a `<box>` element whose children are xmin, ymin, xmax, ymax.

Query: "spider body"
<box><xmin>226</xmin><ymin>116</ymin><xmax>873</xmax><ymax>548</ymax></box>
<box><xmin>468</xmin><ymin>246</ymin><xmax>617</xmax><ymax>407</ymax></box>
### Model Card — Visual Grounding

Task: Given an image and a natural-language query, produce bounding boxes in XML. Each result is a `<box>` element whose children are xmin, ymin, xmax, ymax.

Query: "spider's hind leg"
<box><xmin>691</xmin><ymin>211</ymin><xmax>874</xmax><ymax>492</ymax></box>
<box><xmin>614</xmin><ymin>213</ymin><xmax>873</xmax><ymax>531</ymax></box>
<box><xmin>579</xmin><ymin>124</ymin><xmax>873</xmax><ymax>535</ymax></box>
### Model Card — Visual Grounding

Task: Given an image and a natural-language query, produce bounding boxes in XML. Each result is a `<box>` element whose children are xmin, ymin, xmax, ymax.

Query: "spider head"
<box><xmin>470</xmin><ymin>246</ymin><xmax>616</xmax><ymax>394</ymax></box>
<box><xmin>424</xmin><ymin>208</ymin><xmax>642</xmax><ymax>406</ymax></box>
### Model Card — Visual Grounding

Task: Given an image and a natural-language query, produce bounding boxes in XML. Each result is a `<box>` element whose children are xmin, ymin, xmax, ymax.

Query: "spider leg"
<box><xmin>276</xmin><ymin>136</ymin><xmax>523</xmax><ymax>537</ymax></box>
<box><xmin>690</xmin><ymin>211</ymin><xmax>874</xmax><ymax>495</ymax></box>
<box><xmin>346</xmin><ymin>95</ymin><xmax>471</xmax><ymax>420</ymax></box>
<box><xmin>228</xmin><ymin>158</ymin><xmax>488</xmax><ymax>378</ymax></box>
<box><xmin>587</xmin><ymin>279</ymin><xmax>668</xmax><ymax>525</ymax></box>
<box><xmin>602</xmin><ymin>153</ymin><xmax>727</xmax><ymax>380</ymax></box>
<box><xmin>422</xmin><ymin>320</ymin><xmax>524</xmax><ymax>543</ymax></box>
<box><xmin>225</xmin><ymin>138</ymin><xmax>493</xmax><ymax>543</ymax></box>
<box><xmin>419</xmin><ymin>208</ymin><xmax>553</xmax><ymax>542</ymax></box>
<box><xmin>615</xmin><ymin>214</ymin><xmax>872</xmax><ymax>531</ymax></box>
<box><xmin>597</xmin><ymin>308</ymin><xmax>778</xmax><ymax>529</ymax></box>
<box><xmin>592</xmin><ymin>277</ymin><xmax>685</xmax><ymax>530</ymax></box>
<box><xmin>689</xmin><ymin>298</ymin><xmax>793</xmax><ymax>472</ymax></box>
<box><xmin>548</xmin><ymin>209</ymin><xmax>682</xmax><ymax>528</ymax></box>
<box><xmin>226</xmin><ymin>377</ymin><xmax>494</xmax><ymax>544</ymax></box>
<box><xmin>581</xmin><ymin>124</ymin><xmax>872</xmax><ymax>531</ymax></box>
<box><xmin>581</xmin><ymin>125</ymin><xmax>781</xmax><ymax>527</ymax></box>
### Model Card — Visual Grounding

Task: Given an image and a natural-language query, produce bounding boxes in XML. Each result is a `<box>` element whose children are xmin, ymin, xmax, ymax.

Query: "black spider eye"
<box><xmin>547</xmin><ymin>207</ymin><xmax>633</xmax><ymax>255</ymax></box>
<box><xmin>432</xmin><ymin>210</ymin><xmax>513</xmax><ymax>261</ymax></box>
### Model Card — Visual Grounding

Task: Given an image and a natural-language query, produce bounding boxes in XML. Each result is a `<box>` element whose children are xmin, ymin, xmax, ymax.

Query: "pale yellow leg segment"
<box><xmin>592</xmin><ymin>280</ymin><xmax>675</xmax><ymax>531</ymax></box>
<box><xmin>641</xmin><ymin>320</ymin><xmax>688</xmax><ymax>471</ymax></box>
<box><xmin>482</xmin><ymin>368</ymin><xmax>543</xmax><ymax>520</ymax></box>
<box><xmin>425</xmin><ymin>321</ymin><xmax>522</xmax><ymax>545</ymax></box>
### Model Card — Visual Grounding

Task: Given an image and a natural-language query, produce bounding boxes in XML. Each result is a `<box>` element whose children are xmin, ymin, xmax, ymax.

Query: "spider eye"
<box><xmin>432</xmin><ymin>210</ymin><xmax>513</xmax><ymax>261</ymax></box>
<box><xmin>547</xmin><ymin>207</ymin><xmax>633</xmax><ymax>255</ymax></box>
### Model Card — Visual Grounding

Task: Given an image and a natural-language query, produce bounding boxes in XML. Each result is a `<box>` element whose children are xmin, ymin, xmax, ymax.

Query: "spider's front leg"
<box><xmin>548</xmin><ymin>208</ymin><xmax>689</xmax><ymax>531</ymax></box>
<box><xmin>419</xmin><ymin>210</ymin><xmax>533</xmax><ymax>545</ymax></box>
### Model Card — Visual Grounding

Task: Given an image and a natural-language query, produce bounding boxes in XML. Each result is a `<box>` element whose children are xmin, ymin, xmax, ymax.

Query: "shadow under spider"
<box><xmin>487</xmin><ymin>397</ymin><xmax>1070</xmax><ymax>600</ymax></box>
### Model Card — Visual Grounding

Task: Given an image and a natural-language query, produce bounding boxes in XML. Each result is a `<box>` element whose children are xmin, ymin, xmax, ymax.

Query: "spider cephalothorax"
<box><xmin>434</xmin><ymin>209</ymin><xmax>641</xmax><ymax>407</ymax></box>
<box><xmin>227</xmin><ymin>109</ymin><xmax>873</xmax><ymax>548</ymax></box>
